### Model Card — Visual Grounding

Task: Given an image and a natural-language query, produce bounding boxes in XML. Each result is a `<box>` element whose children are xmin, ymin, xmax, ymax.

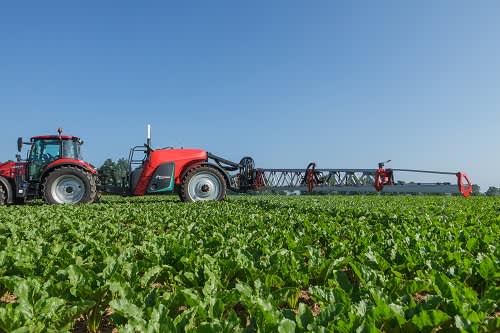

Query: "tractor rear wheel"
<box><xmin>42</xmin><ymin>166</ymin><xmax>97</xmax><ymax>204</ymax></box>
<box><xmin>0</xmin><ymin>184</ymin><xmax>5</xmax><ymax>206</ymax></box>
<box><xmin>180</xmin><ymin>165</ymin><xmax>226</xmax><ymax>202</ymax></box>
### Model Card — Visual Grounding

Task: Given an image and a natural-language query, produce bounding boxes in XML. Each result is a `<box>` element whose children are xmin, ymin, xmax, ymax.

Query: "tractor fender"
<box><xmin>43</xmin><ymin>160</ymin><xmax>97</xmax><ymax>177</ymax></box>
<box><xmin>179</xmin><ymin>162</ymin><xmax>232</xmax><ymax>189</ymax></box>
<box><xmin>0</xmin><ymin>175</ymin><xmax>14</xmax><ymax>204</ymax></box>
<box><xmin>40</xmin><ymin>161</ymin><xmax>97</xmax><ymax>187</ymax></box>
<box><xmin>178</xmin><ymin>161</ymin><xmax>204</xmax><ymax>184</ymax></box>
<box><xmin>45</xmin><ymin>159</ymin><xmax>97</xmax><ymax>175</ymax></box>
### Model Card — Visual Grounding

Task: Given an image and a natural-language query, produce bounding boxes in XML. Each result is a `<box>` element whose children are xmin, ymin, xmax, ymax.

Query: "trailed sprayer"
<box><xmin>101</xmin><ymin>126</ymin><xmax>473</xmax><ymax>200</ymax></box>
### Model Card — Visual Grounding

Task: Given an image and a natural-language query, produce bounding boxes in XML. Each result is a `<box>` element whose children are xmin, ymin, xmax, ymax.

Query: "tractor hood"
<box><xmin>0</xmin><ymin>161</ymin><xmax>17</xmax><ymax>178</ymax></box>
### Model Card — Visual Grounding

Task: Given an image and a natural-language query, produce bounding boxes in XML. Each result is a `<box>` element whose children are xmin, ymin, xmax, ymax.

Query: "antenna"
<box><xmin>147</xmin><ymin>124</ymin><xmax>151</xmax><ymax>148</ymax></box>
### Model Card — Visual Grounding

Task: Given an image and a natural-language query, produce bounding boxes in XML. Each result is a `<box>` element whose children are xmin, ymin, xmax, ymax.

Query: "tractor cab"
<box><xmin>24</xmin><ymin>135</ymin><xmax>83</xmax><ymax>181</ymax></box>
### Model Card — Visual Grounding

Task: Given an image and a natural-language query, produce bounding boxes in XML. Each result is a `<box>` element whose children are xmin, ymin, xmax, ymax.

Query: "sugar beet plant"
<box><xmin>0</xmin><ymin>195</ymin><xmax>499</xmax><ymax>332</ymax></box>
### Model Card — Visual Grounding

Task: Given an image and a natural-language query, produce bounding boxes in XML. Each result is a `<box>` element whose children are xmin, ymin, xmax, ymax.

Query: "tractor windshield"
<box><xmin>29</xmin><ymin>139</ymin><xmax>61</xmax><ymax>162</ymax></box>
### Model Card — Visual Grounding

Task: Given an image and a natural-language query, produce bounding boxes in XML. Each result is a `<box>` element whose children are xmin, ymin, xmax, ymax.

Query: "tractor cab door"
<box><xmin>27</xmin><ymin>139</ymin><xmax>61</xmax><ymax>180</ymax></box>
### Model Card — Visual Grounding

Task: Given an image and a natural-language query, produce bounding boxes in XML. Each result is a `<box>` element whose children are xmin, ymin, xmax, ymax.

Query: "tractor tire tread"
<box><xmin>41</xmin><ymin>166</ymin><xmax>98</xmax><ymax>204</ymax></box>
<box><xmin>0</xmin><ymin>184</ymin><xmax>5</xmax><ymax>206</ymax></box>
<box><xmin>179</xmin><ymin>165</ymin><xmax>226</xmax><ymax>202</ymax></box>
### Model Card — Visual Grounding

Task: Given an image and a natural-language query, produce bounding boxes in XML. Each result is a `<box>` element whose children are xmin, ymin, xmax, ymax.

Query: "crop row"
<box><xmin>0</xmin><ymin>195</ymin><xmax>498</xmax><ymax>332</ymax></box>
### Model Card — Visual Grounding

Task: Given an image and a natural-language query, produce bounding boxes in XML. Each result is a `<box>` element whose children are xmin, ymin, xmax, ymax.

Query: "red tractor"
<box><xmin>0</xmin><ymin>129</ymin><xmax>99</xmax><ymax>205</ymax></box>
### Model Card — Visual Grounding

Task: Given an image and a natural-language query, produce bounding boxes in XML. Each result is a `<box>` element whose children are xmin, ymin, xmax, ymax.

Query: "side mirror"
<box><xmin>17</xmin><ymin>137</ymin><xmax>23</xmax><ymax>152</ymax></box>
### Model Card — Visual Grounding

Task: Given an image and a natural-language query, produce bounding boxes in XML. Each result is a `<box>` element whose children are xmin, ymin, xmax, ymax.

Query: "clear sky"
<box><xmin>1</xmin><ymin>1</ymin><xmax>499</xmax><ymax>190</ymax></box>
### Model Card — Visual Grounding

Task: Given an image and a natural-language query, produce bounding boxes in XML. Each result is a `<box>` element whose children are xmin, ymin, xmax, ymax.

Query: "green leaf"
<box><xmin>465</xmin><ymin>238</ymin><xmax>478</xmax><ymax>251</ymax></box>
<box><xmin>194</xmin><ymin>321</ymin><xmax>224</xmax><ymax>333</ymax></box>
<box><xmin>410</xmin><ymin>310</ymin><xmax>451</xmax><ymax>331</ymax></box>
<box><xmin>287</xmin><ymin>289</ymin><xmax>300</xmax><ymax>309</ymax></box>
<box><xmin>296</xmin><ymin>303</ymin><xmax>314</xmax><ymax>330</ymax></box>
<box><xmin>109</xmin><ymin>298</ymin><xmax>145</xmax><ymax>325</ymax></box>
<box><xmin>433</xmin><ymin>272</ymin><xmax>455</xmax><ymax>300</ymax></box>
<box><xmin>278</xmin><ymin>318</ymin><xmax>296</xmax><ymax>333</ymax></box>
<box><xmin>34</xmin><ymin>296</ymin><xmax>66</xmax><ymax>319</ymax></box>
<box><xmin>478</xmin><ymin>256</ymin><xmax>495</xmax><ymax>281</ymax></box>
<box><xmin>145</xmin><ymin>304</ymin><xmax>176</xmax><ymax>333</ymax></box>
<box><xmin>180</xmin><ymin>288</ymin><xmax>202</xmax><ymax>307</ymax></box>
<box><xmin>334</xmin><ymin>270</ymin><xmax>353</xmax><ymax>294</ymax></box>
<box><xmin>256</xmin><ymin>297</ymin><xmax>279</xmax><ymax>324</ymax></box>
<box><xmin>0</xmin><ymin>305</ymin><xmax>27</xmax><ymax>332</ymax></box>
<box><xmin>67</xmin><ymin>265</ymin><xmax>98</xmax><ymax>298</ymax></box>
<box><xmin>484</xmin><ymin>316</ymin><xmax>500</xmax><ymax>332</ymax></box>
<box><xmin>140</xmin><ymin>265</ymin><xmax>165</xmax><ymax>287</ymax></box>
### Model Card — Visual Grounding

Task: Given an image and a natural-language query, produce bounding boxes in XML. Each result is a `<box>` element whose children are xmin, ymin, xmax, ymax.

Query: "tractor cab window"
<box><xmin>62</xmin><ymin>140</ymin><xmax>81</xmax><ymax>159</ymax></box>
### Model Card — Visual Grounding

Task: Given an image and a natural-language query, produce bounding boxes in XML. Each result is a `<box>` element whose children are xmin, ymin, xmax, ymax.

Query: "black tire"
<box><xmin>42</xmin><ymin>166</ymin><xmax>98</xmax><ymax>204</ymax></box>
<box><xmin>0</xmin><ymin>184</ymin><xmax>5</xmax><ymax>206</ymax></box>
<box><xmin>179</xmin><ymin>165</ymin><xmax>226</xmax><ymax>202</ymax></box>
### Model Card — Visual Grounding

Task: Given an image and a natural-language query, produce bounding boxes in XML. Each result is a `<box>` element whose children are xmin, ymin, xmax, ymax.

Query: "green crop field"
<box><xmin>0</xmin><ymin>195</ymin><xmax>498</xmax><ymax>333</ymax></box>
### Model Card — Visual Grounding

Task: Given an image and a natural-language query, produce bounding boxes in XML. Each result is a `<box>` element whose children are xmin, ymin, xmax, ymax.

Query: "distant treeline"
<box><xmin>97</xmin><ymin>158</ymin><xmax>129</xmax><ymax>187</ymax></box>
<box><xmin>484</xmin><ymin>187</ymin><xmax>500</xmax><ymax>196</ymax></box>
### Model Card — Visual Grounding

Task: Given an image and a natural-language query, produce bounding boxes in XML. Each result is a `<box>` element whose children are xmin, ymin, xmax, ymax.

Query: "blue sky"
<box><xmin>1</xmin><ymin>1</ymin><xmax>499</xmax><ymax>190</ymax></box>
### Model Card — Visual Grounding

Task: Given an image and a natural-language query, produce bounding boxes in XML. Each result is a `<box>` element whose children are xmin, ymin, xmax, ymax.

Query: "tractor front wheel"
<box><xmin>42</xmin><ymin>166</ymin><xmax>97</xmax><ymax>204</ymax></box>
<box><xmin>180</xmin><ymin>165</ymin><xmax>226</xmax><ymax>202</ymax></box>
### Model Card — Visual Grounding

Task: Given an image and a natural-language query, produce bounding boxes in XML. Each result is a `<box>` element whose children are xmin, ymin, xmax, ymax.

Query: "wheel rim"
<box><xmin>51</xmin><ymin>175</ymin><xmax>85</xmax><ymax>204</ymax></box>
<box><xmin>187</xmin><ymin>172</ymin><xmax>222</xmax><ymax>201</ymax></box>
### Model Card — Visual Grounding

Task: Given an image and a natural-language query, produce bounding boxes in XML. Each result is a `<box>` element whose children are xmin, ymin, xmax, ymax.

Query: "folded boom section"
<box><xmin>235</xmin><ymin>161</ymin><xmax>472</xmax><ymax>197</ymax></box>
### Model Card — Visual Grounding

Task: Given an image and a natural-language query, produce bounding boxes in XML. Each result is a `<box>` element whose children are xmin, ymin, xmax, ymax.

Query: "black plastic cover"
<box><xmin>147</xmin><ymin>162</ymin><xmax>174</xmax><ymax>193</ymax></box>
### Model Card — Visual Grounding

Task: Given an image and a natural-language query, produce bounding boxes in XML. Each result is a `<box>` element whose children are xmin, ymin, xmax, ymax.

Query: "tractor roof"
<box><xmin>31</xmin><ymin>135</ymin><xmax>80</xmax><ymax>141</ymax></box>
